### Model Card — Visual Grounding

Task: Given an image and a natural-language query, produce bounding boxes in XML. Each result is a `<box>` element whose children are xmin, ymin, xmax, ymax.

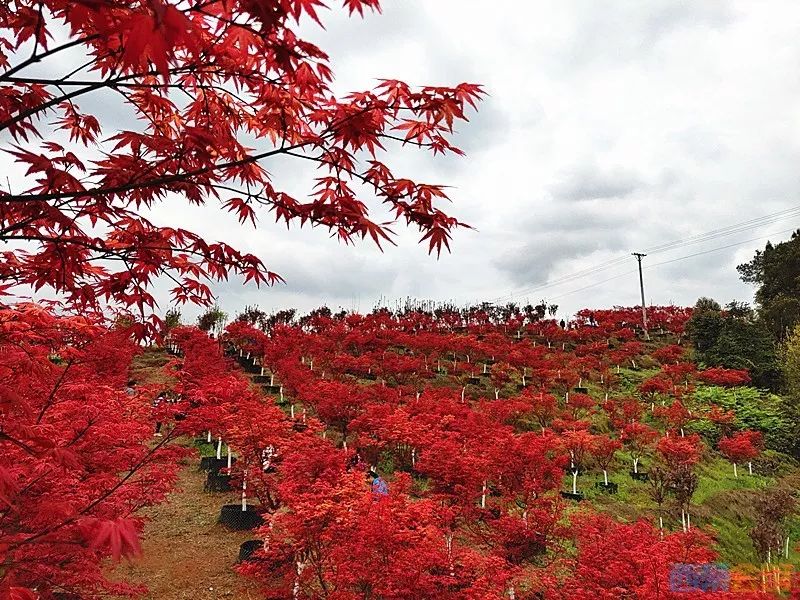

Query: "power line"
<box><xmin>542</xmin><ymin>227</ymin><xmax>796</xmax><ymax>302</ymax></box>
<box><xmin>492</xmin><ymin>205</ymin><xmax>800</xmax><ymax>303</ymax></box>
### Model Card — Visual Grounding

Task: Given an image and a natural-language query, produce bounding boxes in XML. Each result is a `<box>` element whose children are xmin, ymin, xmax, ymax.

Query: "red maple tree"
<box><xmin>1</xmin><ymin>0</ymin><xmax>482</xmax><ymax>335</ymax></box>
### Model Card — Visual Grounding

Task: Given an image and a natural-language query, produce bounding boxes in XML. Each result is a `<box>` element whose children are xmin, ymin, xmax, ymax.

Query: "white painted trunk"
<box><xmin>748</xmin><ymin>461</ymin><xmax>753</xmax><ymax>475</ymax></box>
<box><xmin>461</xmin><ymin>386</ymin><xmax>465</xmax><ymax>402</ymax></box>
<box><xmin>733</xmin><ymin>463</ymin><xmax>738</xmax><ymax>478</ymax></box>
<box><xmin>481</xmin><ymin>481</ymin><xmax>487</xmax><ymax>508</ymax></box>
<box><xmin>786</xmin><ymin>536</ymin><xmax>790</xmax><ymax>558</ymax></box>
<box><xmin>290</xmin><ymin>404</ymin><xmax>295</xmax><ymax>419</ymax></box>
<box><xmin>216</xmin><ymin>437</ymin><xmax>223</xmax><ymax>460</ymax></box>
<box><xmin>242</xmin><ymin>470</ymin><xmax>248</xmax><ymax>511</ymax></box>
<box><xmin>445</xmin><ymin>534</ymin><xmax>455</xmax><ymax>577</ymax></box>
<box><xmin>227</xmin><ymin>446</ymin><xmax>232</xmax><ymax>469</ymax></box>
<box><xmin>293</xmin><ymin>560</ymin><xmax>306</xmax><ymax>600</ymax></box>
<box><xmin>680</xmin><ymin>428</ymin><xmax>685</xmax><ymax>437</ymax></box>
<box><xmin>603</xmin><ymin>469</ymin><xmax>608</xmax><ymax>485</ymax></box>
<box><xmin>572</xmin><ymin>470</ymin><xmax>578</xmax><ymax>494</ymax></box>
<box><xmin>633</xmin><ymin>457</ymin><xmax>639</xmax><ymax>473</ymax></box>
<box><xmin>270</xmin><ymin>373</ymin><xmax>274</xmax><ymax>385</ymax></box>
<box><xmin>494</xmin><ymin>388</ymin><xmax>500</xmax><ymax>399</ymax></box>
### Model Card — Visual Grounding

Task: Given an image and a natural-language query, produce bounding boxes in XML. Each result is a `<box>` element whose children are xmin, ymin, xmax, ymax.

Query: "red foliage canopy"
<box><xmin>1</xmin><ymin>0</ymin><xmax>482</xmax><ymax>334</ymax></box>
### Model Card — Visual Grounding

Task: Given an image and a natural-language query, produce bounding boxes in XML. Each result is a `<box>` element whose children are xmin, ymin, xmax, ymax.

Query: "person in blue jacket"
<box><xmin>368</xmin><ymin>471</ymin><xmax>388</xmax><ymax>496</ymax></box>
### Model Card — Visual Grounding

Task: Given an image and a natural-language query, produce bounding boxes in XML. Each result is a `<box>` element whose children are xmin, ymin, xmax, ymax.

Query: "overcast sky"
<box><xmin>9</xmin><ymin>1</ymin><xmax>800</xmax><ymax>322</ymax></box>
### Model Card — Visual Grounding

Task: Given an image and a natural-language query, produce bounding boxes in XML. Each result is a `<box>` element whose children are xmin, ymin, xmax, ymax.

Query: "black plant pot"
<box><xmin>560</xmin><ymin>491</ymin><xmax>584</xmax><ymax>501</ymax></box>
<box><xmin>574</xmin><ymin>387</ymin><xmax>589</xmax><ymax>394</ymax></box>
<box><xmin>238</xmin><ymin>540</ymin><xmax>264</xmax><ymax>562</ymax></box>
<box><xmin>468</xmin><ymin>377</ymin><xmax>481</xmax><ymax>385</ymax></box>
<box><xmin>630</xmin><ymin>471</ymin><xmax>649</xmax><ymax>481</ymax></box>
<box><xmin>205</xmin><ymin>471</ymin><xmax>233</xmax><ymax>492</ymax></box>
<box><xmin>292</xmin><ymin>422</ymin><xmax>308</xmax><ymax>432</ymax></box>
<box><xmin>218</xmin><ymin>504</ymin><xmax>264</xmax><ymax>531</ymax></box>
<box><xmin>199</xmin><ymin>456</ymin><xmax>217</xmax><ymax>471</ymax></box>
<box><xmin>363</xmin><ymin>373</ymin><xmax>377</xmax><ymax>381</ymax></box>
<box><xmin>595</xmin><ymin>482</ymin><xmax>618</xmax><ymax>494</ymax></box>
<box><xmin>200</xmin><ymin>456</ymin><xmax>237</xmax><ymax>473</ymax></box>
<box><xmin>263</xmin><ymin>385</ymin><xmax>282</xmax><ymax>395</ymax></box>
<box><xmin>252</xmin><ymin>374</ymin><xmax>270</xmax><ymax>384</ymax></box>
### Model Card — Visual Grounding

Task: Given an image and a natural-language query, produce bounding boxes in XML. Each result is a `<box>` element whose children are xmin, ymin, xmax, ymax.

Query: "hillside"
<box><xmin>112</xmin><ymin>306</ymin><xmax>800</xmax><ymax>598</ymax></box>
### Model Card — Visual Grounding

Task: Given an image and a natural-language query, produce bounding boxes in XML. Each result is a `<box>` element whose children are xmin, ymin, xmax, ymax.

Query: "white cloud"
<box><xmin>6</xmin><ymin>0</ymin><xmax>800</xmax><ymax>322</ymax></box>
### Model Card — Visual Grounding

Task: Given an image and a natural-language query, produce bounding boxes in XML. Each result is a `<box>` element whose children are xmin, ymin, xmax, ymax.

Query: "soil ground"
<box><xmin>109</xmin><ymin>455</ymin><xmax>261</xmax><ymax>600</ymax></box>
<box><xmin>109</xmin><ymin>348</ymin><xmax>261</xmax><ymax>599</ymax></box>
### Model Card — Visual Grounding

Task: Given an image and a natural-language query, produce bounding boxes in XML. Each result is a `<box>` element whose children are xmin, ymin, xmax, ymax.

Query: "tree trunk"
<box><xmin>733</xmin><ymin>463</ymin><xmax>738</xmax><ymax>478</ymax></box>
<box><xmin>572</xmin><ymin>470</ymin><xmax>578</xmax><ymax>494</ymax></box>
<box><xmin>603</xmin><ymin>469</ymin><xmax>608</xmax><ymax>485</ymax></box>
<box><xmin>241</xmin><ymin>470</ymin><xmax>248</xmax><ymax>511</ymax></box>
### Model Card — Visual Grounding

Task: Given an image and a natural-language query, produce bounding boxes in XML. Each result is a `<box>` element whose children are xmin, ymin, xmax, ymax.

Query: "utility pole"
<box><xmin>632</xmin><ymin>253</ymin><xmax>650</xmax><ymax>340</ymax></box>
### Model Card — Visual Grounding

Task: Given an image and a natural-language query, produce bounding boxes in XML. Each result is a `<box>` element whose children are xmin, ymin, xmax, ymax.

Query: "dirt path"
<box><xmin>109</xmin><ymin>454</ymin><xmax>261</xmax><ymax>599</ymax></box>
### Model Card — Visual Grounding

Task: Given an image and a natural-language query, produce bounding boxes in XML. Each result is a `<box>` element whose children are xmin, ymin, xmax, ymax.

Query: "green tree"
<box><xmin>686</xmin><ymin>299</ymin><xmax>779</xmax><ymax>389</ymax></box>
<box><xmin>685</xmin><ymin>297</ymin><xmax>723</xmax><ymax>353</ymax></box>
<box><xmin>164</xmin><ymin>308</ymin><xmax>182</xmax><ymax>330</ymax></box>
<box><xmin>197</xmin><ymin>305</ymin><xmax>227</xmax><ymax>336</ymax></box>
<box><xmin>782</xmin><ymin>324</ymin><xmax>800</xmax><ymax>396</ymax></box>
<box><xmin>737</xmin><ymin>230</ymin><xmax>800</xmax><ymax>339</ymax></box>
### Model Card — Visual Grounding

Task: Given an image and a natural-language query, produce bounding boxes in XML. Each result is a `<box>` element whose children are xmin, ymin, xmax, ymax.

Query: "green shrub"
<box><xmin>694</xmin><ymin>386</ymin><xmax>795</xmax><ymax>454</ymax></box>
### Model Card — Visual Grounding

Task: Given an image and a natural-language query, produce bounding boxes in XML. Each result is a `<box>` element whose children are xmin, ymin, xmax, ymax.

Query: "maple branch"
<box><xmin>9</xmin><ymin>430</ymin><xmax>177</xmax><ymax>551</ymax></box>
<box><xmin>0</xmin><ymin>432</ymin><xmax>38</xmax><ymax>456</ymax></box>
<box><xmin>36</xmin><ymin>359</ymin><xmax>74</xmax><ymax>425</ymax></box>
<box><xmin>0</xmin><ymin>142</ymin><xmax>309</xmax><ymax>203</ymax></box>
<box><xmin>0</xmin><ymin>34</ymin><xmax>102</xmax><ymax>81</ymax></box>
